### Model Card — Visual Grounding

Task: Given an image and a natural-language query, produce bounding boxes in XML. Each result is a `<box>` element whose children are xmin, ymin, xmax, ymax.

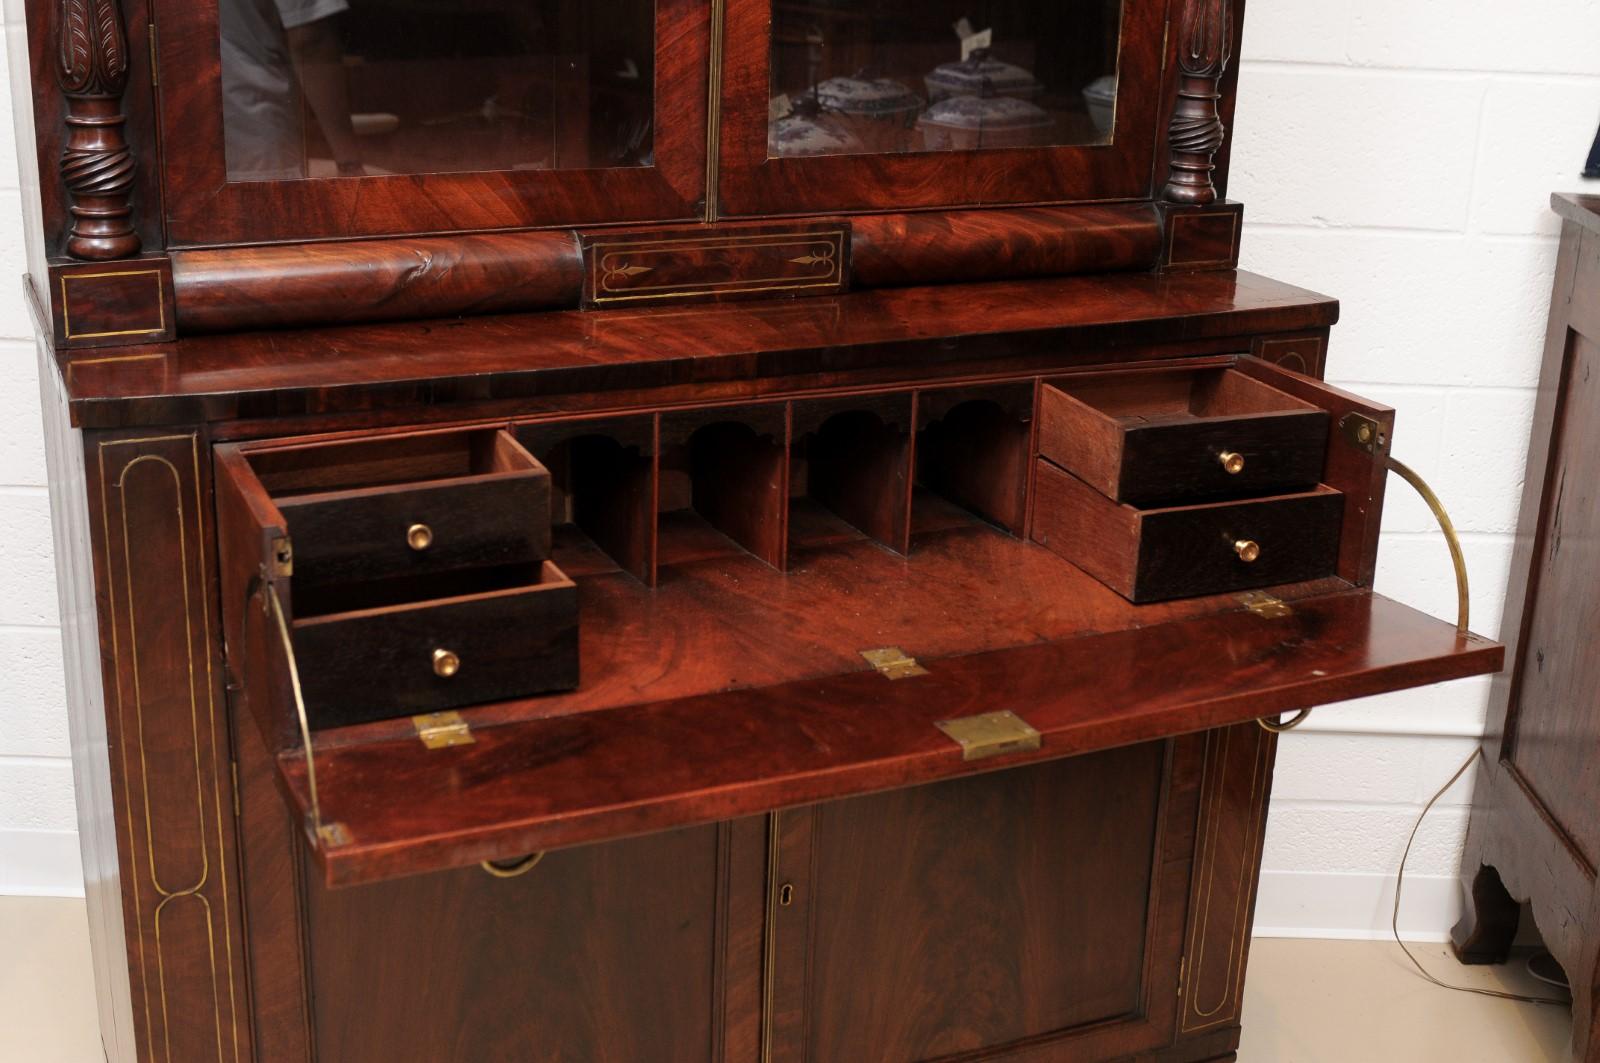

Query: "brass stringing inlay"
<box><xmin>100</xmin><ymin>435</ymin><xmax>241</xmax><ymax>1063</ymax></box>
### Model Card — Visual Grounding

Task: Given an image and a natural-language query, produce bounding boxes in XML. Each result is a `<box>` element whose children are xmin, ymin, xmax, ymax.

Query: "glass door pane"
<box><xmin>220</xmin><ymin>0</ymin><xmax>657</xmax><ymax>182</ymax></box>
<box><xmin>768</xmin><ymin>1</ymin><xmax>1123</xmax><ymax>159</ymax></box>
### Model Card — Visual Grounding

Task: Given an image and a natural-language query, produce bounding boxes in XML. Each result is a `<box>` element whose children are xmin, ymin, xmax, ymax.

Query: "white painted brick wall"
<box><xmin>0</xmin><ymin>7</ymin><xmax>1597</xmax><ymax>938</ymax></box>
<box><xmin>1236</xmin><ymin>0</ymin><xmax>1600</xmax><ymax>938</ymax></box>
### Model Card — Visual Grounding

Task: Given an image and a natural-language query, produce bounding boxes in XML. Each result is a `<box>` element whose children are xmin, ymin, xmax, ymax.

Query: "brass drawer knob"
<box><xmin>432</xmin><ymin>648</ymin><xmax>461</xmax><ymax>678</ymax></box>
<box><xmin>1219</xmin><ymin>451</ymin><xmax>1246</xmax><ymax>475</ymax></box>
<box><xmin>407</xmin><ymin>523</ymin><xmax>434</xmax><ymax>551</ymax></box>
<box><xmin>1234</xmin><ymin>539</ymin><xmax>1261</xmax><ymax>563</ymax></box>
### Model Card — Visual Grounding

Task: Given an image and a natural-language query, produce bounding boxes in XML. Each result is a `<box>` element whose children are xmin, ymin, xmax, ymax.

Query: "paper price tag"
<box><xmin>960</xmin><ymin>27</ymin><xmax>992</xmax><ymax>61</ymax></box>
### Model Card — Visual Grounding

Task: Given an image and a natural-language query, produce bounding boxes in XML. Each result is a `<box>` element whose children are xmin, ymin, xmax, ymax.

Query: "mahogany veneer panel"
<box><xmin>797</xmin><ymin>747</ymin><xmax>1166</xmax><ymax>1062</ymax></box>
<box><xmin>280</xmin><ymin>582</ymin><xmax>1499</xmax><ymax>886</ymax></box>
<box><xmin>305</xmin><ymin>824</ymin><xmax>722</xmax><ymax>1062</ymax></box>
<box><xmin>61</xmin><ymin>271</ymin><xmax>1339</xmax><ymax>428</ymax></box>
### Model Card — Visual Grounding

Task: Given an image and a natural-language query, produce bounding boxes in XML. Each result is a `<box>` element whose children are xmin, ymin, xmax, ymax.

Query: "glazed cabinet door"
<box><xmin>716</xmin><ymin>0</ymin><xmax>1170</xmax><ymax>215</ymax></box>
<box><xmin>153</xmin><ymin>0</ymin><xmax>710</xmax><ymax>244</ymax></box>
<box><xmin>764</xmin><ymin>741</ymin><xmax>1206</xmax><ymax>1062</ymax></box>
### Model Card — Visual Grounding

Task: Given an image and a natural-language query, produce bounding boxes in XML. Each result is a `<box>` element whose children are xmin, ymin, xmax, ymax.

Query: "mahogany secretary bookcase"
<box><xmin>13</xmin><ymin>1</ymin><xmax>1501</xmax><ymax>1061</ymax></box>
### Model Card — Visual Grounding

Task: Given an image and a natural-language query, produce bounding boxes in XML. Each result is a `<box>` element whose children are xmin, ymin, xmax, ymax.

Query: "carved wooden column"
<box><xmin>1163</xmin><ymin>0</ymin><xmax>1233</xmax><ymax>206</ymax></box>
<box><xmin>55</xmin><ymin>0</ymin><xmax>141</xmax><ymax>259</ymax></box>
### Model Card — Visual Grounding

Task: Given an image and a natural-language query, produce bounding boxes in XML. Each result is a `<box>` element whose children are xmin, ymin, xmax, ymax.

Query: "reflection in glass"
<box><xmin>220</xmin><ymin>0</ymin><xmax>655</xmax><ymax>182</ymax></box>
<box><xmin>769</xmin><ymin>2</ymin><xmax>1123</xmax><ymax>159</ymax></box>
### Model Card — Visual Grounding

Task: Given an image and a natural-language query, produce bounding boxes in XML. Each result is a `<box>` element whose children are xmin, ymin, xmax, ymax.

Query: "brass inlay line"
<box><xmin>597</xmin><ymin>240</ymin><xmax>837</xmax><ymax>293</ymax></box>
<box><xmin>1166</xmin><ymin>211</ymin><xmax>1240</xmax><ymax>269</ymax></box>
<box><xmin>704</xmin><ymin>0</ymin><xmax>727</xmax><ymax>222</ymax></box>
<box><xmin>61</xmin><ymin>268</ymin><xmax>166</xmax><ymax>340</ymax></box>
<box><xmin>1181</xmin><ymin>726</ymin><xmax>1269</xmax><ymax>1032</ymax></box>
<box><xmin>100</xmin><ymin>435</ymin><xmax>241</xmax><ymax>1062</ymax></box>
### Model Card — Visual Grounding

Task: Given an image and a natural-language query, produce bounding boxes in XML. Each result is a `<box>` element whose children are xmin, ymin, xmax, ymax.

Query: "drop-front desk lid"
<box><xmin>274</xmin><ymin>547</ymin><xmax>1499</xmax><ymax>888</ymax></box>
<box><xmin>161</xmin><ymin>273</ymin><xmax>1491</xmax><ymax>889</ymax></box>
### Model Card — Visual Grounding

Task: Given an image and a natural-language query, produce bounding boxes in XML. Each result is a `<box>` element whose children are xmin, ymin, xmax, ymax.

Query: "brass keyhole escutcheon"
<box><xmin>1234</xmin><ymin>539</ymin><xmax>1261</xmax><ymax>563</ymax></box>
<box><xmin>408</xmin><ymin>523</ymin><xmax>434</xmax><ymax>551</ymax></box>
<box><xmin>433</xmin><ymin>648</ymin><xmax>461</xmax><ymax>678</ymax></box>
<box><xmin>779</xmin><ymin>883</ymin><xmax>795</xmax><ymax>907</ymax></box>
<box><xmin>1219</xmin><ymin>451</ymin><xmax>1245</xmax><ymax>475</ymax></box>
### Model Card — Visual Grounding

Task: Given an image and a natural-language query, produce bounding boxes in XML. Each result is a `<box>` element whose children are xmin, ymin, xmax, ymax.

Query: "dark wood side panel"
<box><xmin>37</xmin><ymin>344</ymin><xmax>139</xmax><ymax>1062</ymax></box>
<box><xmin>303</xmin><ymin>824</ymin><xmax>726</xmax><ymax>1063</ymax></box>
<box><xmin>85</xmin><ymin>428</ymin><xmax>254</xmax><ymax>1063</ymax></box>
<box><xmin>1504</xmin><ymin>327</ymin><xmax>1600</xmax><ymax>869</ymax></box>
<box><xmin>1453</xmin><ymin>194</ymin><xmax>1600</xmax><ymax>1063</ymax></box>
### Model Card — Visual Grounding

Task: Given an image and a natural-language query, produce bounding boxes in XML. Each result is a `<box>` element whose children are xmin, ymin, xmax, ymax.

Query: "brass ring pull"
<box><xmin>407</xmin><ymin>523</ymin><xmax>434</xmax><ymax>551</ymax></box>
<box><xmin>433</xmin><ymin>648</ymin><xmax>461</xmax><ymax>678</ymax></box>
<box><xmin>482</xmin><ymin>853</ymin><xmax>544</xmax><ymax>878</ymax></box>
<box><xmin>1258</xmin><ymin>708</ymin><xmax>1312</xmax><ymax>733</ymax></box>
<box><xmin>1234</xmin><ymin>539</ymin><xmax>1260</xmax><ymax>563</ymax></box>
<box><xmin>1219</xmin><ymin>451</ymin><xmax>1246</xmax><ymax>475</ymax></box>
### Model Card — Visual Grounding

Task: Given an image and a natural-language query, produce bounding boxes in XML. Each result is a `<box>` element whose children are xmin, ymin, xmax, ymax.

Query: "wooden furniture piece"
<box><xmin>15</xmin><ymin>1</ymin><xmax>1501</xmax><ymax>1061</ymax></box>
<box><xmin>1453</xmin><ymin>192</ymin><xmax>1600</xmax><ymax>1061</ymax></box>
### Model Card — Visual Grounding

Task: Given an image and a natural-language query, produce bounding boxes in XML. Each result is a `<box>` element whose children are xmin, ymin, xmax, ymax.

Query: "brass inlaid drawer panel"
<box><xmin>579</xmin><ymin>222</ymin><xmax>849</xmax><ymax>308</ymax></box>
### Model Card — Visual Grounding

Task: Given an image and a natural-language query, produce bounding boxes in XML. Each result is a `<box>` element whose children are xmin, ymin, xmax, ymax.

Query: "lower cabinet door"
<box><xmin>302</xmin><ymin>824</ymin><xmax>725</xmax><ymax>1063</ymax></box>
<box><xmin>766</xmin><ymin>741</ymin><xmax>1193</xmax><ymax>1063</ymax></box>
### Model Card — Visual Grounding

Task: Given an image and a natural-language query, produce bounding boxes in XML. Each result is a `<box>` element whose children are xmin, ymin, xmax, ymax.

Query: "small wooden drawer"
<box><xmin>292</xmin><ymin>561</ymin><xmax>579</xmax><ymax>730</ymax></box>
<box><xmin>243</xmin><ymin>427</ymin><xmax>552</xmax><ymax>588</ymax></box>
<box><xmin>1032</xmin><ymin>460</ymin><xmax>1343</xmax><ymax>603</ymax></box>
<box><xmin>1039</xmin><ymin>367</ymin><xmax>1330</xmax><ymax>506</ymax></box>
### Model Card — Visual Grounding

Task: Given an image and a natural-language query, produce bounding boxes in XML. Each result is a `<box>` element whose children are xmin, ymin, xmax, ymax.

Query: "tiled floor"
<box><xmin>0</xmin><ymin>896</ymin><xmax>1575</xmax><ymax>1061</ymax></box>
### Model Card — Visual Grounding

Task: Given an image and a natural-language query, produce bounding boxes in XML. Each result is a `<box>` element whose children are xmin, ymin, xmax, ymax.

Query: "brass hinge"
<box><xmin>272</xmin><ymin>536</ymin><xmax>294</xmax><ymax>578</ymax></box>
<box><xmin>1338</xmin><ymin>412</ymin><xmax>1384</xmax><ymax>455</ymax></box>
<box><xmin>861</xmin><ymin>647</ymin><xmax>929</xmax><ymax>680</ymax></box>
<box><xmin>935</xmin><ymin>710</ymin><xmax>1042</xmax><ymax>762</ymax></box>
<box><xmin>148</xmin><ymin>24</ymin><xmax>158</xmax><ymax>89</ymax></box>
<box><xmin>413</xmin><ymin>710</ymin><xmax>475</xmax><ymax>750</ymax></box>
<box><xmin>1239</xmin><ymin>591</ymin><xmax>1292</xmax><ymax>619</ymax></box>
<box><xmin>230</xmin><ymin>759</ymin><xmax>241</xmax><ymax>819</ymax></box>
<box><xmin>316</xmin><ymin>821</ymin><xmax>352</xmax><ymax>847</ymax></box>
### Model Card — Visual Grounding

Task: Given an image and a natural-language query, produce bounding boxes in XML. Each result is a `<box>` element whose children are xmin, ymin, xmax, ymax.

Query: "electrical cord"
<box><xmin>1392</xmin><ymin>745</ymin><xmax>1568</xmax><ymax>1006</ymax></box>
